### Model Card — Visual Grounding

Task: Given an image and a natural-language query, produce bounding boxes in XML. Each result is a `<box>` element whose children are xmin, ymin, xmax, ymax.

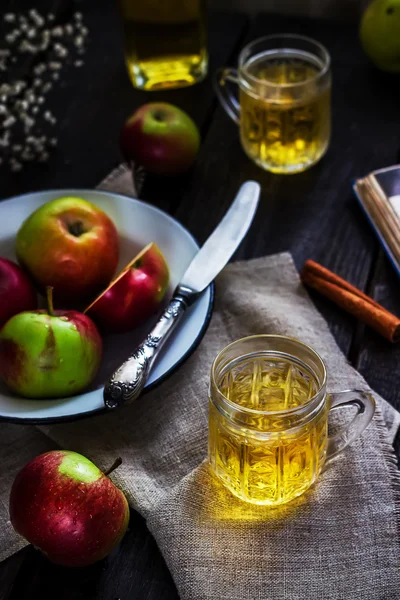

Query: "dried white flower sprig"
<box><xmin>1</xmin><ymin>9</ymin><xmax>89</xmax><ymax>172</ymax></box>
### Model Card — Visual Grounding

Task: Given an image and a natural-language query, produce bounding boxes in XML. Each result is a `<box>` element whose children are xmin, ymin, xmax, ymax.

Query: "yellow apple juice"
<box><xmin>239</xmin><ymin>49</ymin><xmax>331</xmax><ymax>173</ymax></box>
<box><xmin>208</xmin><ymin>355</ymin><xmax>328</xmax><ymax>505</ymax></box>
<box><xmin>118</xmin><ymin>0</ymin><xmax>208</xmax><ymax>90</ymax></box>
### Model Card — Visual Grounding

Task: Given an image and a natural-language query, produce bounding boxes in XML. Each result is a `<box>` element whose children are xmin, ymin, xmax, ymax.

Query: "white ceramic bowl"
<box><xmin>0</xmin><ymin>189</ymin><xmax>213</xmax><ymax>423</ymax></box>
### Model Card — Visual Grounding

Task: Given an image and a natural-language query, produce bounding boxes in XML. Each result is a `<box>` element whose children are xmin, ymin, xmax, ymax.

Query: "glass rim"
<box><xmin>238</xmin><ymin>33</ymin><xmax>331</xmax><ymax>89</ymax></box>
<box><xmin>210</xmin><ymin>334</ymin><xmax>327</xmax><ymax>417</ymax></box>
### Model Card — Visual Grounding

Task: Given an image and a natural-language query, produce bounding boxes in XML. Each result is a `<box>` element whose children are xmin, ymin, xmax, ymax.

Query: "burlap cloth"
<box><xmin>1</xmin><ymin>166</ymin><xmax>399</xmax><ymax>599</ymax></box>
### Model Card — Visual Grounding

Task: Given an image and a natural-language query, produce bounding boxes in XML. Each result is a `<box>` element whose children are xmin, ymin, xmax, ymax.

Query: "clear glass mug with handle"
<box><xmin>215</xmin><ymin>34</ymin><xmax>331</xmax><ymax>174</ymax></box>
<box><xmin>208</xmin><ymin>335</ymin><xmax>375</xmax><ymax>506</ymax></box>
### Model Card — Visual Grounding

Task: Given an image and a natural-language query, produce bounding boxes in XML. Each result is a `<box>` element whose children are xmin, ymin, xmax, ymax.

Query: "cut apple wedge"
<box><xmin>84</xmin><ymin>242</ymin><xmax>169</xmax><ymax>333</ymax></box>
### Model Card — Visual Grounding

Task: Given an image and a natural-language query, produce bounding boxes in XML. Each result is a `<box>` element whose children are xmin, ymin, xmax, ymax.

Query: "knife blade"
<box><xmin>179</xmin><ymin>181</ymin><xmax>261</xmax><ymax>293</ymax></box>
<box><xmin>103</xmin><ymin>180</ymin><xmax>260</xmax><ymax>409</ymax></box>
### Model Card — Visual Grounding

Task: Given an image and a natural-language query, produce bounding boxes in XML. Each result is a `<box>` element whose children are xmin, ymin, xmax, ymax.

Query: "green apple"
<box><xmin>360</xmin><ymin>0</ymin><xmax>400</xmax><ymax>72</ymax></box>
<box><xmin>10</xmin><ymin>450</ymin><xmax>129</xmax><ymax>567</ymax></box>
<box><xmin>120</xmin><ymin>102</ymin><xmax>200</xmax><ymax>175</ymax></box>
<box><xmin>0</xmin><ymin>288</ymin><xmax>102</xmax><ymax>398</ymax></box>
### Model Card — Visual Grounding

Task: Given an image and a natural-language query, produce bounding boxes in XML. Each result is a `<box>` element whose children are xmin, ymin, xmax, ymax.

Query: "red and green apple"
<box><xmin>16</xmin><ymin>196</ymin><xmax>119</xmax><ymax>302</ymax></box>
<box><xmin>0</xmin><ymin>287</ymin><xmax>102</xmax><ymax>398</ymax></box>
<box><xmin>10</xmin><ymin>450</ymin><xmax>129</xmax><ymax>567</ymax></box>
<box><xmin>120</xmin><ymin>102</ymin><xmax>200</xmax><ymax>175</ymax></box>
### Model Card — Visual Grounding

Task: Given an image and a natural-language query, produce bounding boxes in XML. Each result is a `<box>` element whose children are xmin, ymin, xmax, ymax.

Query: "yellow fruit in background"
<box><xmin>360</xmin><ymin>0</ymin><xmax>400</xmax><ymax>72</ymax></box>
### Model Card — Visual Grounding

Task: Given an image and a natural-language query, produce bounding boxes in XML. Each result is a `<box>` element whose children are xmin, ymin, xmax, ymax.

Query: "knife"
<box><xmin>103</xmin><ymin>180</ymin><xmax>261</xmax><ymax>409</ymax></box>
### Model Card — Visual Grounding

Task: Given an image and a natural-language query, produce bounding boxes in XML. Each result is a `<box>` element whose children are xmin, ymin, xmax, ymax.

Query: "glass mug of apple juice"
<box><xmin>215</xmin><ymin>35</ymin><xmax>331</xmax><ymax>174</ymax></box>
<box><xmin>117</xmin><ymin>0</ymin><xmax>208</xmax><ymax>91</ymax></box>
<box><xmin>208</xmin><ymin>335</ymin><xmax>375</xmax><ymax>506</ymax></box>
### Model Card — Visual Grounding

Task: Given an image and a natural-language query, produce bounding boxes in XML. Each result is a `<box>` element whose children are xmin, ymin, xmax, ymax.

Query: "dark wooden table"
<box><xmin>1</xmin><ymin>2</ymin><xmax>400</xmax><ymax>598</ymax></box>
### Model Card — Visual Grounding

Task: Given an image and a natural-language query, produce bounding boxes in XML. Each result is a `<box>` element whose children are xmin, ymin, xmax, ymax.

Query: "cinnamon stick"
<box><xmin>301</xmin><ymin>259</ymin><xmax>400</xmax><ymax>343</ymax></box>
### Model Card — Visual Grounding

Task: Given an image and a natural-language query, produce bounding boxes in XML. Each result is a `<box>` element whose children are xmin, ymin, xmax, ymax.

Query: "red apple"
<box><xmin>85</xmin><ymin>242</ymin><xmax>169</xmax><ymax>333</ymax></box>
<box><xmin>0</xmin><ymin>257</ymin><xmax>37</xmax><ymax>328</ymax></box>
<box><xmin>10</xmin><ymin>451</ymin><xmax>129</xmax><ymax>567</ymax></box>
<box><xmin>120</xmin><ymin>102</ymin><xmax>200</xmax><ymax>175</ymax></box>
<box><xmin>16</xmin><ymin>197</ymin><xmax>119</xmax><ymax>302</ymax></box>
<box><xmin>0</xmin><ymin>287</ymin><xmax>102</xmax><ymax>398</ymax></box>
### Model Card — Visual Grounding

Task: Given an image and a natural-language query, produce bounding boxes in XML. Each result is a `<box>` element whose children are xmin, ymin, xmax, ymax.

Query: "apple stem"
<box><xmin>104</xmin><ymin>457</ymin><xmax>122</xmax><ymax>477</ymax></box>
<box><xmin>46</xmin><ymin>286</ymin><xmax>55</xmax><ymax>316</ymax></box>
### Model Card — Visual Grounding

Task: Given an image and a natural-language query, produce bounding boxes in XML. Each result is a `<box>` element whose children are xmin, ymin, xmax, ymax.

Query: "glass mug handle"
<box><xmin>327</xmin><ymin>390</ymin><xmax>375</xmax><ymax>459</ymax></box>
<box><xmin>214</xmin><ymin>68</ymin><xmax>240</xmax><ymax>125</ymax></box>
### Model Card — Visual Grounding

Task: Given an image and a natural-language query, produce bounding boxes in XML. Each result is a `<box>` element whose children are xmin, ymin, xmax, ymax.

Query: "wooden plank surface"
<box><xmin>4</xmin><ymin>516</ymin><xmax>178</xmax><ymax>600</ymax></box>
<box><xmin>215</xmin><ymin>0</ymin><xmax>366</xmax><ymax>20</ymax></box>
<box><xmin>0</xmin><ymin>2</ymin><xmax>399</xmax><ymax>598</ymax></box>
<box><xmin>355</xmin><ymin>250</ymin><xmax>400</xmax><ymax>455</ymax></box>
<box><xmin>0</xmin><ymin>2</ymin><xmax>247</xmax><ymax>205</ymax></box>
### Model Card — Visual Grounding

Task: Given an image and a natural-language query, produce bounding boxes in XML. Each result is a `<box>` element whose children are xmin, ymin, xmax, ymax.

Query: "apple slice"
<box><xmin>84</xmin><ymin>242</ymin><xmax>169</xmax><ymax>333</ymax></box>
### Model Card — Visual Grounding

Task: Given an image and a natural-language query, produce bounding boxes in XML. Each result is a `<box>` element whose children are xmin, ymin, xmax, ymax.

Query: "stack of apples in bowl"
<box><xmin>0</xmin><ymin>195</ymin><xmax>170</xmax><ymax>400</ymax></box>
<box><xmin>1</xmin><ymin>196</ymin><xmax>171</xmax><ymax>566</ymax></box>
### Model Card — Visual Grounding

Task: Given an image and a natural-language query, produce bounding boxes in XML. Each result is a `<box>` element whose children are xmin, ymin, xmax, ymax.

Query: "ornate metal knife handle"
<box><xmin>103</xmin><ymin>286</ymin><xmax>196</xmax><ymax>409</ymax></box>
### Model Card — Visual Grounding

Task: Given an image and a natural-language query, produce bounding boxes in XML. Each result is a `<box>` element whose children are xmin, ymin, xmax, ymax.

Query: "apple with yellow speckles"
<box><xmin>0</xmin><ymin>287</ymin><xmax>102</xmax><ymax>399</ymax></box>
<box><xmin>9</xmin><ymin>450</ymin><xmax>129</xmax><ymax>567</ymax></box>
<box><xmin>16</xmin><ymin>196</ymin><xmax>119</xmax><ymax>302</ymax></box>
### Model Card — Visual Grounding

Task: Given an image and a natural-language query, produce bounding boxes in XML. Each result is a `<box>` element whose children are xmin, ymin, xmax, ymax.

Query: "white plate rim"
<box><xmin>0</xmin><ymin>188</ymin><xmax>215</xmax><ymax>425</ymax></box>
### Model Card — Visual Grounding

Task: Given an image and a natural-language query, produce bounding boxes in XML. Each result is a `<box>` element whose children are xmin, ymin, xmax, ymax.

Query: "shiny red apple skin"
<box><xmin>120</xmin><ymin>102</ymin><xmax>200</xmax><ymax>175</ymax></box>
<box><xmin>85</xmin><ymin>242</ymin><xmax>169</xmax><ymax>333</ymax></box>
<box><xmin>9</xmin><ymin>450</ymin><xmax>130</xmax><ymax>567</ymax></box>
<box><xmin>0</xmin><ymin>257</ymin><xmax>37</xmax><ymax>328</ymax></box>
<box><xmin>16</xmin><ymin>197</ymin><xmax>119</xmax><ymax>302</ymax></box>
